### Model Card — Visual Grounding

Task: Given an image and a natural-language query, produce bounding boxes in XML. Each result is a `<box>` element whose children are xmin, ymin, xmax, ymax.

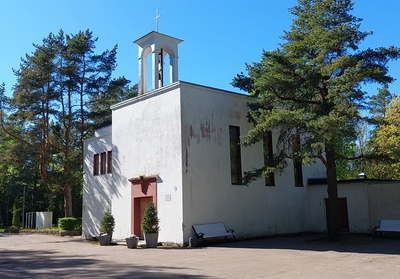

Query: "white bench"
<box><xmin>192</xmin><ymin>222</ymin><xmax>236</xmax><ymax>243</ymax></box>
<box><xmin>375</xmin><ymin>220</ymin><xmax>400</xmax><ymax>237</ymax></box>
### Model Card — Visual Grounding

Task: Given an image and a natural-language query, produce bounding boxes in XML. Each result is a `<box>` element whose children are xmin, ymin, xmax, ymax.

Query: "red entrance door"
<box><xmin>130</xmin><ymin>176</ymin><xmax>157</xmax><ymax>238</ymax></box>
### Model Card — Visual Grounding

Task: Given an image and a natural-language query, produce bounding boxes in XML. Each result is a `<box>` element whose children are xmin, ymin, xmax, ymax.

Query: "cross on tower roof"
<box><xmin>154</xmin><ymin>8</ymin><xmax>161</xmax><ymax>32</ymax></box>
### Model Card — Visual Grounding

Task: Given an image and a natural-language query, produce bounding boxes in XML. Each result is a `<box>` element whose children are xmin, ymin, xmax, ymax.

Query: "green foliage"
<box><xmin>1</xmin><ymin>85</ymin><xmax>39</xmax><ymax>227</ymax></box>
<box><xmin>141</xmin><ymin>202</ymin><xmax>159</xmax><ymax>234</ymax></box>
<box><xmin>58</xmin><ymin>217</ymin><xmax>82</xmax><ymax>231</ymax></box>
<box><xmin>368</xmin><ymin>97</ymin><xmax>400</xmax><ymax>179</ymax></box>
<box><xmin>368</xmin><ymin>84</ymin><xmax>394</xmax><ymax>126</ymax></box>
<box><xmin>0</xmin><ymin>29</ymin><xmax>133</xmax><ymax>219</ymax></box>
<box><xmin>100</xmin><ymin>209</ymin><xmax>115</xmax><ymax>234</ymax></box>
<box><xmin>11</xmin><ymin>200</ymin><xmax>21</xmax><ymax>228</ymax></box>
<box><xmin>232</xmin><ymin>0</ymin><xmax>400</xmax><ymax>240</ymax></box>
<box><xmin>88</xmin><ymin>80</ymin><xmax>136</xmax><ymax>131</ymax></box>
<box><xmin>335</xmin><ymin>84</ymin><xmax>396</xmax><ymax>180</ymax></box>
<box><xmin>335</xmin><ymin>140</ymin><xmax>357</xmax><ymax>180</ymax></box>
<box><xmin>233</xmin><ymin>0</ymin><xmax>400</xmax><ymax>181</ymax></box>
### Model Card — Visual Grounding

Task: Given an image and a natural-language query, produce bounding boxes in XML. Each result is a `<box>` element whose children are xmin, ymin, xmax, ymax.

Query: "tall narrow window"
<box><xmin>100</xmin><ymin>152</ymin><xmax>107</xmax><ymax>174</ymax></box>
<box><xmin>93</xmin><ymin>154</ymin><xmax>99</xmax><ymax>176</ymax></box>
<box><xmin>263</xmin><ymin>131</ymin><xmax>275</xmax><ymax>186</ymax></box>
<box><xmin>107</xmin><ymin>151</ymin><xmax>112</xmax><ymax>173</ymax></box>
<box><xmin>293</xmin><ymin>133</ymin><xmax>303</xmax><ymax>187</ymax></box>
<box><xmin>229</xmin><ymin>126</ymin><xmax>242</xmax><ymax>185</ymax></box>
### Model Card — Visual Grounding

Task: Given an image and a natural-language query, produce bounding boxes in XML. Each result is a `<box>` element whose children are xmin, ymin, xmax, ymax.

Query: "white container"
<box><xmin>36</xmin><ymin>211</ymin><xmax>53</xmax><ymax>229</ymax></box>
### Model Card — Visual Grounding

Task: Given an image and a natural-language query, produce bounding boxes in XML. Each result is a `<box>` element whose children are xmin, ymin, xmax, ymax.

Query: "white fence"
<box><xmin>24</xmin><ymin>212</ymin><xmax>53</xmax><ymax>229</ymax></box>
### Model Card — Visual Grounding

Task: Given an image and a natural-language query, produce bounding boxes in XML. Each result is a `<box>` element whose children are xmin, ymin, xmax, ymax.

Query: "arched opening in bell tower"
<box><xmin>163</xmin><ymin>54</ymin><xmax>171</xmax><ymax>87</ymax></box>
<box><xmin>134</xmin><ymin>31</ymin><xmax>183</xmax><ymax>95</ymax></box>
<box><xmin>145</xmin><ymin>51</ymin><xmax>152</xmax><ymax>92</ymax></box>
<box><xmin>158</xmin><ymin>45</ymin><xmax>173</xmax><ymax>88</ymax></box>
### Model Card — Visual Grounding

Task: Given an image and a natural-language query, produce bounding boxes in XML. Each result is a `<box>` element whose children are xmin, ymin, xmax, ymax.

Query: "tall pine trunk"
<box><xmin>325</xmin><ymin>141</ymin><xmax>340</xmax><ymax>240</ymax></box>
<box><xmin>64</xmin><ymin>184</ymin><xmax>73</xmax><ymax>217</ymax></box>
<box><xmin>63</xmin><ymin>86</ymin><xmax>74</xmax><ymax>217</ymax></box>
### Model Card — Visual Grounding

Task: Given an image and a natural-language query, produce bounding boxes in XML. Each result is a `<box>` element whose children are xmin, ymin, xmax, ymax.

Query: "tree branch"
<box><xmin>272</xmin><ymin>87</ymin><xmax>322</xmax><ymax>106</ymax></box>
<box><xmin>0</xmin><ymin>111</ymin><xmax>32</xmax><ymax>147</ymax></box>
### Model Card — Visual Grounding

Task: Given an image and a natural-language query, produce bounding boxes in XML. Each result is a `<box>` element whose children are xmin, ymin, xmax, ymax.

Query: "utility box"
<box><xmin>36</xmin><ymin>211</ymin><xmax>53</xmax><ymax>229</ymax></box>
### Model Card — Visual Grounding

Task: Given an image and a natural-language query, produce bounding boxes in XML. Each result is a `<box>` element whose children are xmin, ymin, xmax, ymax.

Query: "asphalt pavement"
<box><xmin>1</xmin><ymin>233</ymin><xmax>400</xmax><ymax>278</ymax></box>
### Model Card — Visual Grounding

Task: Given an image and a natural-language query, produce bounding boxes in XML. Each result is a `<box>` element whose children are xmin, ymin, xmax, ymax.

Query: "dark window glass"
<box><xmin>100</xmin><ymin>152</ymin><xmax>107</xmax><ymax>174</ymax></box>
<box><xmin>107</xmin><ymin>151</ymin><xmax>112</xmax><ymax>173</ymax></box>
<box><xmin>263</xmin><ymin>131</ymin><xmax>275</xmax><ymax>186</ymax></box>
<box><xmin>229</xmin><ymin>126</ymin><xmax>242</xmax><ymax>185</ymax></box>
<box><xmin>93</xmin><ymin>154</ymin><xmax>99</xmax><ymax>176</ymax></box>
<box><xmin>293</xmin><ymin>134</ymin><xmax>303</xmax><ymax>187</ymax></box>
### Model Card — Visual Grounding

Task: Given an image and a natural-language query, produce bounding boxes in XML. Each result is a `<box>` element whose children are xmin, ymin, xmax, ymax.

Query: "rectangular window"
<box><xmin>100</xmin><ymin>152</ymin><xmax>107</xmax><ymax>174</ymax></box>
<box><xmin>93</xmin><ymin>154</ymin><xmax>99</xmax><ymax>176</ymax></box>
<box><xmin>229</xmin><ymin>126</ymin><xmax>242</xmax><ymax>185</ymax></box>
<box><xmin>263</xmin><ymin>131</ymin><xmax>275</xmax><ymax>186</ymax></box>
<box><xmin>107</xmin><ymin>150</ymin><xmax>112</xmax><ymax>173</ymax></box>
<box><xmin>293</xmin><ymin>134</ymin><xmax>303</xmax><ymax>187</ymax></box>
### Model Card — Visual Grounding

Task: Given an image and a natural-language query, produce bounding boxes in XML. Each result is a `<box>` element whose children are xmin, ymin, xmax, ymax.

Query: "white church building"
<box><xmin>82</xmin><ymin>31</ymin><xmax>400</xmax><ymax>245</ymax></box>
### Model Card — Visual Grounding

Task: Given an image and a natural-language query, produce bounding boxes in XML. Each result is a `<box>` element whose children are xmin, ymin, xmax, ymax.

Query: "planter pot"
<box><xmin>189</xmin><ymin>237</ymin><xmax>198</xmax><ymax>247</ymax></box>
<box><xmin>99</xmin><ymin>234</ymin><xmax>110</xmax><ymax>246</ymax></box>
<box><xmin>126</xmin><ymin>237</ymin><xmax>138</xmax><ymax>249</ymax></box>
<box><xmin>144</xmin><ymin>232</ymin><xmax>159</xmax><ymax>248</ymax></box>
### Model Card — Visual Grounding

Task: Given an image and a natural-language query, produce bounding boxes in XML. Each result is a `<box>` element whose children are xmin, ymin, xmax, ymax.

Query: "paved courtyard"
<box><xmin>1</xmin><ymin>233</ymin><xmax>400</xmax><ymax>278</ymax></box>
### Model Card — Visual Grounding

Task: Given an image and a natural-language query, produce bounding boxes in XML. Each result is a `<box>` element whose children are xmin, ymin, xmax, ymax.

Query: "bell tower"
<box><xmin>134</xmin><ymin>32</ymin><xmax>183</xmax><ymax>95</ymax></box>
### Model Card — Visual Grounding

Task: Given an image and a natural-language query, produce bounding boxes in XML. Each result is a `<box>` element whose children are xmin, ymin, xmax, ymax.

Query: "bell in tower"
<box><xmin>134</xmin><ymin>32</ymin><xmax>183</xmax><ymax>95</ymax></box>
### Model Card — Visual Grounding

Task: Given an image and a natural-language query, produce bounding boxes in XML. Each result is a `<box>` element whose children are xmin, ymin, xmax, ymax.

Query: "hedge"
<box><xmin>58</xmin><ymin>217</ymin><xmax>82</xmax><ymax>231</ymax></box>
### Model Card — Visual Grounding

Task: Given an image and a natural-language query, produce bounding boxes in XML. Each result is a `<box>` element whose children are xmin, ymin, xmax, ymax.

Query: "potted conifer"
<box><xmin>141</xmin><ymin>202</ymin><xmax>159</xmax><ymax>248</ymax></box>
<box><xmin>99</xmin><ymin>209</ymin><xmax>115</xmax><ymax>246</ymax></box>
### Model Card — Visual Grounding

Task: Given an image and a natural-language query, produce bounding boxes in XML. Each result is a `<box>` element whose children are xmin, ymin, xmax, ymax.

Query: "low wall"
<box><xmin>307</xmin><ymin>180</ymin><xmax>400</xmax><ymax>234</ymax></box>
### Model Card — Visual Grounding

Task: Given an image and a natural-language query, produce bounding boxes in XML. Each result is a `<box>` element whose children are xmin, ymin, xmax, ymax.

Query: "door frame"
<box><xmin>129</xmin><ymin>175</ymin><xmax>157</xmax><ymax>237</ymax></box>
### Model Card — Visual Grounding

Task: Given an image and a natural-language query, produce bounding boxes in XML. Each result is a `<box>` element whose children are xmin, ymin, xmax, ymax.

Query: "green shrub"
<box><xmin>141</xmin><ymin>202</ymin><xmax>159</xmax><ymax>234</ymax></box>
<box><xmin>100</xmin><ymin>209</ymin><xmax>115</xmax><ymax>234</ymax></box>
<box><xmin>74</xmin><ymin>218</ymin><xmax>82</xmax><ymax>231</ymax></box>
<box><xmin>58</xmin><ymin>217</ymin><xmax>82</xmax><ymax>231</ymax></box>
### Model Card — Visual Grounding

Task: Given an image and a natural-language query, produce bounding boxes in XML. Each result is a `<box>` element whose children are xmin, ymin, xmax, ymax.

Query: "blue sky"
<box><xmin>1</xmin><ymin>0</ymin><xmax>400</xmax><ymax>98</ymax></box>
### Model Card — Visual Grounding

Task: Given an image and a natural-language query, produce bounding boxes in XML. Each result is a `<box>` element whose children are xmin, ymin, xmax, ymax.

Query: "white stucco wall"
<box><xmin>111</xmin><ymin>83</ymin><xmax>184</xmax><ymax>242</ymax></box>
<box><xmin>306</xmin><ymin>180</ymin><xmax>400</xmax><ymax>234</ymax></box>
<box><xmin>82</xmin><ymin>126</ymin><xmax>113</xmax><ymax>238</ymax></box>
<box><xmin>83</xmin><ymin>81</ymin><xmax>400</xmax><ymax>244</ymax></box>
<box><xmin>179</xmin><ymin>82</ymin><xmax>327</xmax><ymax>243</ymax></box>
<box><xmin>367</xmin><ymin>181</ymin><xmax>400</xmax><ymax>228</ymax></box>
<box><xmin>306</xmin><ymin>181</ymin><xmax>370</xmax><ymax>233</ymax></box>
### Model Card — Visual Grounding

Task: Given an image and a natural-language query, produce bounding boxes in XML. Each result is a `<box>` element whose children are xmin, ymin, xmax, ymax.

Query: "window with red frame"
<box><xmin>93</xmin><ymin>154</ymin><xmax>99</xmax><ymax>175</ymax></box>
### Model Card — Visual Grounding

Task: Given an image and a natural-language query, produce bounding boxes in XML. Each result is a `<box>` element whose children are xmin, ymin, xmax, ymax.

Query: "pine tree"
<box><xmin>3</xmin><ymin>30</ymin><xmax>129</xmax><ymax>217</ymax></box>
<box><xmin>233</xmin><ymin>0</ymin><xmax>400</xmax><ymax>240</ymax></box>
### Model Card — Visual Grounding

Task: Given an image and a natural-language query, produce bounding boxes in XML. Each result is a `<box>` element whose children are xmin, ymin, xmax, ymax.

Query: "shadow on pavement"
<box><xmin>0</xmin><ymin>248</ymin><xmax>206</xmax><ymax>278</ymax></box>
<box><xmin>212</xmin><ymin>233</ymin><xmax>400</xmax><ymax>255</ymax></box>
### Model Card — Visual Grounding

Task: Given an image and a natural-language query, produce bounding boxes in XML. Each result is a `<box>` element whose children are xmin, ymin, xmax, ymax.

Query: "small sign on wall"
<box><xmin>165</xmin><ymin>194</ymin><xmax>171</xmax><ymax>201</ymax></box>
